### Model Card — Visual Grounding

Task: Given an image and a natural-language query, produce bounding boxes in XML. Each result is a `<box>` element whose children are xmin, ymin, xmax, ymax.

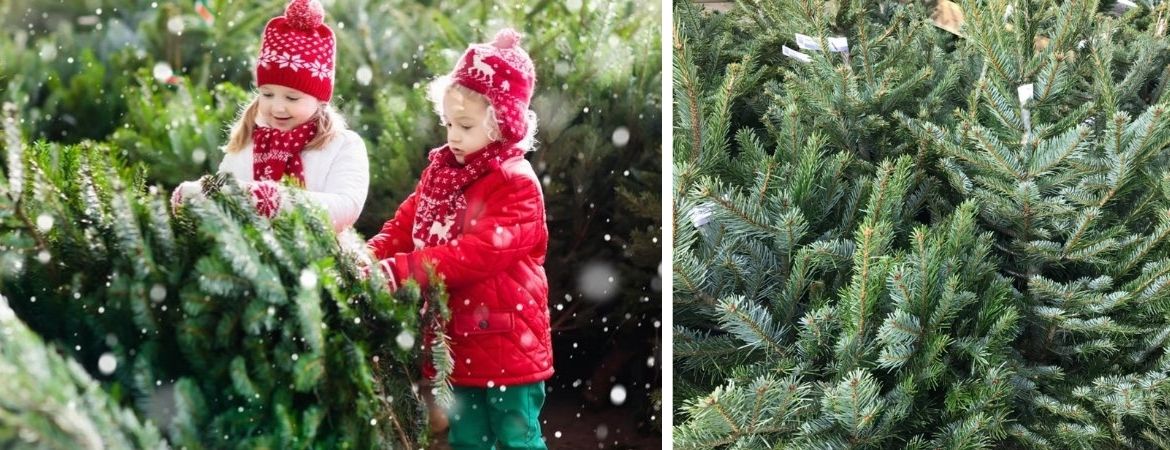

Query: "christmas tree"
<box><xmin>0</xmin><ymin>293</ymin><xmax>168</xmax><ymax>449</ymax></box>
<box><xmin>674</xmin><ymin>0</ymin><xmax>1170</xmax><ymax>448</ymax></box>
<box><xmin>0</xmin><ymin>103</ymin><xmax>446</xmax><ymax>448</ymax></box>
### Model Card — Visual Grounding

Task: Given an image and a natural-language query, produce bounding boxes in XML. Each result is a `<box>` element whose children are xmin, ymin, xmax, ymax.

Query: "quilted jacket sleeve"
<box><xmin>367</xmin><ymin>192</ymin><xmax>419</xmax><ymax>260</ymax></box>
<box><xmin>388</xmin><ymin>170</ymin><xmax>545</xmax><ymax>291</ymax></box>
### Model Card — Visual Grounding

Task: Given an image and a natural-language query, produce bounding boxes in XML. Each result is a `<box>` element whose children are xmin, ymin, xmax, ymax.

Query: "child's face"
<box><xmin>443</xmin><ymin>89</ymin><xmax>495</xmax><ymax>163</ymax></box>
<box><xmin>257</xmin><ymin>84</ymin><xmax>320</xmax><ymax>131</ymax></box>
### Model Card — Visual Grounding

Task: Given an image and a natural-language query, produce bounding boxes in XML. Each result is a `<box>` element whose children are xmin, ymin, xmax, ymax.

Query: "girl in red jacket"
<box><xmin>366</xmin><ymin>29</ymin><xmax>552</xmax><ymax>450</ymax></box>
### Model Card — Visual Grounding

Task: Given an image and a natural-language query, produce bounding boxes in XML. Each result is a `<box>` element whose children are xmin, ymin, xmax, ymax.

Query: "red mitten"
<box><xmin>249</xmin><ymin>180</ymin><xmax>283</xmax><ymax>219</ymax></box>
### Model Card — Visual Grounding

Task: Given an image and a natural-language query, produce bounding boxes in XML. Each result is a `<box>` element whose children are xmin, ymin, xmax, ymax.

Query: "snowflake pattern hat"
<box><xmin>256</xmin><ymin>0</ymin><xmax>335</xmax><ymax>101</ymax></box>
<box><xmin>451</xmin><ymin>28</ymin><xmax>537</xmax><ymax>144</ymax></box>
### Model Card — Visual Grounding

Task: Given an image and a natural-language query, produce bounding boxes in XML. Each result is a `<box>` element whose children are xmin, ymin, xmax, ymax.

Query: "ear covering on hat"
<box><xmin>256</xmin><ymin>0</ymin><xmax>336</xmax><ymax>101</ymax></box>
<box><xmin>450</xmin><ymin>28</ymin><xmax>537</xmax><ymax>144</ymax></box>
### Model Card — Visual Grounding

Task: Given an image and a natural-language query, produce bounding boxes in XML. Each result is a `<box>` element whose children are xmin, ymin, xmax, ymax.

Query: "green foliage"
<box><xmin>675</xmin><ymin>0</ymin><xmax>1170</xmax><ymax>448</ymax></box>
<box><xmin>0</xmin><ymin>294</ymin><xmax>168</xmax><ymax>449</ymax></box>
<box><xmin>0</xmin><ymin>117</ymin><xmax>436</xmax><ymax>447</ymax></box>
<box><xmin>108</xmin><ymin>74</ymin><xmax>250</xmax><ymax>187</ymax></box>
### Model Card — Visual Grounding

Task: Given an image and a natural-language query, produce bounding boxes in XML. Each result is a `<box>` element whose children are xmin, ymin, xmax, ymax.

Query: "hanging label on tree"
<box><xmin>827</xmin><ymin>37</ymin><xmax>849</xmax><ymax>53</ymax></box>
<box><xmin>794</xmin><ymin>33</ymin><xmax>820</xmax><ymax>51</ymax></box>
<box><xmin>794</xmin><ymin>34</ymin><xmax>849</xmax><ymax>53</ymax></box>
<box><xmin>932</xmin><ymin>1</ymin><xmax>964</xmax><ymax>36</ymax></box>
<box><xmin>1017</xmin><ymin>83</ymin><xmax>1034</xmax><ymax>105</ymax></box>
<box><xmin>195</xmin><ymin>0</ymin><xmax>214</xmax><ymax>25</ymax></box>
<box><xmin>782</xmin><ymin>45</ymin><xmax>812</xmax><ymax>63</ymax></box>
<box><xmin>689</xmin><ymin>203</ymin><xmax>715</xmax><ymax>228</ymax></box>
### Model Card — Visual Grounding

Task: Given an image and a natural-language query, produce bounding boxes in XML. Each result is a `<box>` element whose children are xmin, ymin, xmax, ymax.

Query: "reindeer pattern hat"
<box><xmin>449</xmin><ymin>29</ymin><xmax>537</xmax><ymax>144</ymax></box>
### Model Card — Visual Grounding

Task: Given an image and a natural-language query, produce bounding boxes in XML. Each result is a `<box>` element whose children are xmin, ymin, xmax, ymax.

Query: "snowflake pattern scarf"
<box><xmin>251</xmin><ymin>118</ymin><xmax>319</xmax><ymax>185</ymax></box>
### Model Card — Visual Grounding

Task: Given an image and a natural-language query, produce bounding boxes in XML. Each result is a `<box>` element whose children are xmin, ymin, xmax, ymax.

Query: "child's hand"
<box><xmin>248</xmin><ymin>180</ymin><xmax>284</xmax><ymax>219</ymax></box>
<box><xmin>360</xmin><ymin>258</ymin><xmax>399</xmax><ymax>291</ymax></box>
<box><xmin>170</xmin><ymin>180</ymin><xmax>204</xmax><ymax>212</ymax></box>
<box><xmin>355</xmin><ymin>247</ymin><xmax>378</xmax><ymax>275</ymax></box>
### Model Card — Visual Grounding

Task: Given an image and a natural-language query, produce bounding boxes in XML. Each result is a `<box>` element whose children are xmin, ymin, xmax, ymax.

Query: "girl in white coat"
<box><xmin>172</xmin><ymin>0</ymin><xmax>367</xmax><ymax>233</ymax></box>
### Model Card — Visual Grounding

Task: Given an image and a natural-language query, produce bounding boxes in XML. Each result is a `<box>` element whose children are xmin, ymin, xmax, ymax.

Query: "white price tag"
<box><xmin>795</xmin><ymin>33</ymin><xmax>847</xmax><ymax>53</ymax></box>
<box><xmin>782</xmin><ymin>45</ymin><xmax>812</xmax><ymax>63</ymax></box>
<box><xmin>795</xmin><ymin>34</ymin><xmax>850</xmax><ymax>53</ymax></box>
<box><xmin>1017</xmin><ymin>83</ymin><xmax>1034</xmax><ymax>105</ymax></box>
<box><xmin>689</xmin><ymin>203</ymin><xmax>715</xmax><ymax>228</ymax></box>
<box><xmin>794</xmin><ymin>33</ymin><xmax>820</xmax><ymax>51</ymax></box>
<box><xmin>828</xmin><ymin>37</ymin><xmax>849</xmax><ymax>53</ymax></box>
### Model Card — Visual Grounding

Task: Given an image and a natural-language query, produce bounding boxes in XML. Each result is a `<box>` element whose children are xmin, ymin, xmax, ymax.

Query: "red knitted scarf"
<box><xmin>252</xmin><ymin>118</ymin><xmax>318</xmax><ymax>185</ymax></box>
<box><xmin>412</xmin><ymin>142</ymin><xmax>524</xmax><ymax>249</ymax></box>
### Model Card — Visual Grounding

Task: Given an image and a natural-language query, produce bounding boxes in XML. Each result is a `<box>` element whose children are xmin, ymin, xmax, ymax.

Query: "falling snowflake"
<box><xmin>610</xmin><ymin>385</ymin><xmax>627</xmax><ymax>406</ymax></box>
<box><xmin>299</xmin><ymin>269</ymin><xmax>318</xmax><ymax>289</ymax></box>
<box><xmin>356</xmin><ymin>65</ymin><xmax>373</xmax><ymax>86</ymax></box>
<box><xmin>35</xmin><ymin>214</ymin><xmax>54</xmax><ymax>232</ymax></box>
<box><xmin>98</xmin><ymin>353</ymin><xmax>117</xmax><ymax>375</ymax></box>
<box><xmin>149</xmin><ymin>284</ymin><xmax>166</xmax><ymax>303</ymax></box>
<box><xmin>577</xmin><ymin>261</ymin><xmax>620</xmax><ymax>303</ymax></box>
<box><xmin>166</xmin><ymin>16</ymin><xmax>184</xmax><ymax>35</ymax></box>
<box><xmin>611</xmin><ymin>126</ymin><xmax>630</xmax><ymax>147</ymax></box>
<box><xmin>396</xmin><ymin>330</ymin><xmax>415</xmax><ymax>350</ymax></box>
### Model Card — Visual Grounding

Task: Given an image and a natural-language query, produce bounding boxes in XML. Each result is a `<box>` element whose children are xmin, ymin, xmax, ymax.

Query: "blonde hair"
<box><xmin>223</xmin><ymin>95</ymin><xmax>349</xmax><ymax>153</ymax></box>
<box><xmin>426</xmin><ymin>75</ymin><xmax>539</xmax><ymax>152</ymax></box>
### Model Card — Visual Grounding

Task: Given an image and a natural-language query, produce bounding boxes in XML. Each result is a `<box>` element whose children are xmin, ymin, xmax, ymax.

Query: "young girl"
<box><xmin>366</xmin><ymin>29</ymin><xmax>551</xmax><ymax>450</ymax></box>
<box><xmin>172</xmin><ymin>0</ymin><xmax>368</xmax><ymax>233</ymax></box>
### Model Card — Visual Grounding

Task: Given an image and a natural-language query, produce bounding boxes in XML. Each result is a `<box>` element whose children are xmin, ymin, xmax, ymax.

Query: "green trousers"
<box><xmin>448</xmin><ymin>381</ymin><xmax>547</xmax><ymax>450</ymax></box>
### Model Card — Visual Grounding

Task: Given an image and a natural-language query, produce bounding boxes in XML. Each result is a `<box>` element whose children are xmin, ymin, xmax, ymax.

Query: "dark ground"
<box><xmin>426</xmin><ymin>301</ymin><xmax>662</xmax><ymax>449</ymax></box>
<box><xmin>427</xmin><ymin>392</ymin><xmax>662</xmax><ymax>449</ymax></box>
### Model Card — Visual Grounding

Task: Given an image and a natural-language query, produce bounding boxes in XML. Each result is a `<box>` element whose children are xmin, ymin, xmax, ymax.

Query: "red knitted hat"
<box><xmin>451</xmin><ymin>28</ymin><xmax>537</xmax><ymax>144</ymax></box>
<box><xmin>255</xmin><ymin>0</ymin><xmax>335</xmax><ymax>101</ymax></box>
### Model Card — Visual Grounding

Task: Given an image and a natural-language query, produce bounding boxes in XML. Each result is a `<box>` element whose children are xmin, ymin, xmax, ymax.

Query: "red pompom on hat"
<box><xmin>450</xmin><ymin>28</ymin><xmax>537</xmax><ymax>144</ymax></box>
<box><xmin>256</xmin><ymin>0</ymin><xmax>335</xmax><ymax>101</ymax></box>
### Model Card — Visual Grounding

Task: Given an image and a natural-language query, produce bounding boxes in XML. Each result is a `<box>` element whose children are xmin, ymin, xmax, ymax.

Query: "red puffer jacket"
<box><xmin>368</xmin><ymin>154</ymin><xmax>553</xmax><ymax>387</ymax></box>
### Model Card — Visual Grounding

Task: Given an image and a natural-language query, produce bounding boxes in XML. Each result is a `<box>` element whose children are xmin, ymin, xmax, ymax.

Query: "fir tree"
<box><xmin>0</xmin><ymin>103</ymin><xmax>444</xmax><ymax>448</ymax></box>
<box><xmin>675</xmin><ymin>0</ymin><xmax>1170</xmax><ymax>448</ymax></box>
<box><xmin>902</xmin><ymin>0</ymin><xmax>1170</xmax><ymax>446</ymax></box>
<box><xmin>0</xmin><ymin>294</ymin><xmax>169</xmax><ymax>449</ymax></box>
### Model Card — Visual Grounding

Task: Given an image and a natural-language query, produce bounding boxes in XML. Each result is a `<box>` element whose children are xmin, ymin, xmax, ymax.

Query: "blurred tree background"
<box><xmin>0</xmin><ymin>0</ymin><xmax>661</xmax><ymax>447</ymax></box>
